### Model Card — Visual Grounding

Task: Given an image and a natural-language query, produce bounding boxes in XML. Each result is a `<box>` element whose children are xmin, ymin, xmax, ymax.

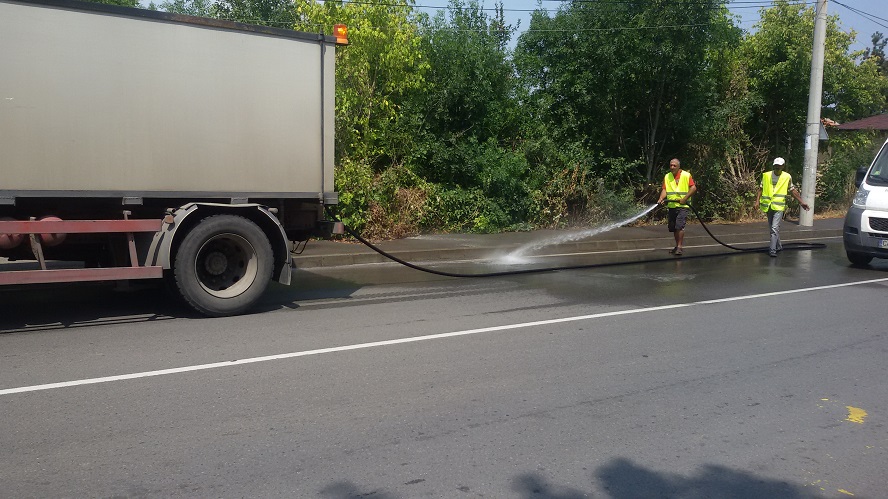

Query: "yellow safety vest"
<box><xmin>760</xmin><ymin>171</ymin><xmax>791</xmax><ymax>212</ymax></box>
<box><xmin>664</xmin><ymin>170</ymin><xmax>692</xmax><ymax>208</ymax></box>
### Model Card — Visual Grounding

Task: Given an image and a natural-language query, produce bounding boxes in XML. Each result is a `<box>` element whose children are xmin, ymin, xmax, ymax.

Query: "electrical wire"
<box><xmin>341</xmin><ymin>0</ymin><xmax>792</xmax><ymax>10</ymax></box>
<box><xmin>832</xmin><ymin>0</ymin><xmax>888</xmax><ymax>31</ymax></box>
<box><xmin>156</xmin><ymin>0</ymin><xmax>797</xmax><ymax>32</ymax></box>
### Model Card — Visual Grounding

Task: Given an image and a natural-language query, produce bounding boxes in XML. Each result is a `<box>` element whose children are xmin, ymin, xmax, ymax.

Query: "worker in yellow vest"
<box><xmin>657</xmin><ymin>158</ymin><xmax>697</xmax><ymax>255</ymax></box>
<box><xmin>755</xmin><ymin>157</ymin><xmax>810</xmax><ymax>257</ymax></box>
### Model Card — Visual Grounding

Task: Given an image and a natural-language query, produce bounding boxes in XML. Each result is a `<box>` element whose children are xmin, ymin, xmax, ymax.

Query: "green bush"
<box><xmin>529</xmin><ymin>147</ymin><xmax>647</xmax><ymax>228</ymax></box>
<box><xmin>421</xmin><ymin>186</ymin><xmax>510</xmax><ymax>233</ymax></box>
<box><xmin>333</xmin><ymin>158</ymin><xmax>374</xmax><ymax>232</ymax></box>
<box><xmin>363</xmin><ymin>165</ymin><xmax>431</xmax><ymax>239</ymax></box>
<box><xmin>408</xmin><ymin>135</ymin><xmax>539</xmax><ymax>230</ymax></box>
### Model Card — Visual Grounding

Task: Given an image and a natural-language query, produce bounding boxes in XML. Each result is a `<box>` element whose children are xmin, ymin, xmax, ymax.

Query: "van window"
<box><xmin>868</xmin><ymin>143</ymin><xmax>888</xmax><ymax>186</ymax></box>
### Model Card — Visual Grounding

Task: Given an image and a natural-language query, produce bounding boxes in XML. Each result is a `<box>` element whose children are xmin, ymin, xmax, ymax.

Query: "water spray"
<box><xmin>502</xmin><ymin>204</ymin><xmax>659</xmax><ymax>263</ymax></box>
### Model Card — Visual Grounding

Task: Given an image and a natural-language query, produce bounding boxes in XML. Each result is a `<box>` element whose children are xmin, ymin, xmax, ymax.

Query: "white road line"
<box><xmin>2</xmin><ymin>276</ymin><xmax>886</xmax><ymax>396</ymax></box>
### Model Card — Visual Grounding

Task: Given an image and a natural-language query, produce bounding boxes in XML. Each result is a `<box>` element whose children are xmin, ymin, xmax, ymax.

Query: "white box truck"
<box><xmin>0</xmin><ymin>0</ymin><xmax>345</xmax><ymax>316</ymax></box>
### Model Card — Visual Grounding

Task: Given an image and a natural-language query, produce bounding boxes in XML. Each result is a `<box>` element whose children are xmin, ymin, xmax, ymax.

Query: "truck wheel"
<box><xmin>846</xmin><ymin>251</ymin><xmax>873</xmax><ymax>267</ymax></box>
<box><xmin>174</xmin><ymin>215</ymin><xmax>273</xmax><ymax>316</ymax></box>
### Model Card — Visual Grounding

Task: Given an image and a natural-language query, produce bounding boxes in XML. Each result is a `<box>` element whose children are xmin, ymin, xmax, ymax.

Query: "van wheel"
<box><xmin>174</xmin><ymin>215</ymin><xmax>272</xmax><ymax>317</ymax></box>
<box><xmin>846</xmin><ymin>251</ymin><xmax>873</xmax><ymax>267</ymax></box>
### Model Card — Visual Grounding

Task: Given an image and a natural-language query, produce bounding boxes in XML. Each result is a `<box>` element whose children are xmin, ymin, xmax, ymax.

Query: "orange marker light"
<box><xmin>333</xmin><ymin>24</ymin><xmax>348</xmax><ymax>45</ymax></box>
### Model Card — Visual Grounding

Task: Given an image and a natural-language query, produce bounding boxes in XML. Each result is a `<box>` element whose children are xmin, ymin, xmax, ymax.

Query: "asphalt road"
<box><xmin>1</xmin><ymin>241</ymin><xmax>886</xmax><ymax>498</ymax></box>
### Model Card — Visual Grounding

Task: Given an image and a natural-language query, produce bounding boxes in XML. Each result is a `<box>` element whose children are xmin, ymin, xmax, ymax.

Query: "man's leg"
<box><xmin>668</xmin><ymin>209</ymin><xmax>678</xmax><ymax>253</ymax></box>
<box><xmin>674</xmin><ymin>208</ymin><xmax>687</xmax><ymax>254</ymax></box>
<box><xmin>767</xmin><ymin>210</ymin><xmax>781</xmax><ymax>256</ymax></box>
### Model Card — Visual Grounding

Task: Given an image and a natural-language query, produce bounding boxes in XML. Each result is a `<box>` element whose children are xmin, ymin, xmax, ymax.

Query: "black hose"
<box><xmin>686</xmin><ymin>204</ymin><xmax>825</xmax><ymax>253</ymax></box>
<box><xmin>323</xmin><ymin>205</ymin><xmax>825</xmax><ymax>278</ymax></box>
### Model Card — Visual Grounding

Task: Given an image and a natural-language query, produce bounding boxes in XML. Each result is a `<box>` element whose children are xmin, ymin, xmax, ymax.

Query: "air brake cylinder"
<box><xmin>37</xmin><ymin>216</ymin><xmax>67</xmax><ymax>247</ymax></box>
<box><xmin>0</xmin><ymin>217</ymin><xmax>25</xmax><ymax>249</ymax></box>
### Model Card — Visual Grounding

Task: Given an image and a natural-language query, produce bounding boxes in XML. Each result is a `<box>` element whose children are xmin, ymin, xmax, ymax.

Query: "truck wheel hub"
<box><xmin>204</xmin><ymin>252</ymin><xmax>229</xmax><ymax>275</ymax></box>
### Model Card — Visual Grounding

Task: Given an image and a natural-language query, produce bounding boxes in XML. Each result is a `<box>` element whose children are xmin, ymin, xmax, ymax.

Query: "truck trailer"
<box><xmin>0</xmin><ymin>0</ymin><xmax>344</xmax><ymax>316</ymax></box>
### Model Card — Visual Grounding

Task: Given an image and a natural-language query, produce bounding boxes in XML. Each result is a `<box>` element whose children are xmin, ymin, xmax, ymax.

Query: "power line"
<box><xmin>155</xmin><ymin>0</ymin><xmax>823</xmax><ymax>34</ymax></box>
<box><xmin>831</xmin><ymin>0</ymin><xmax>888</xmax><ymax>32</ymax></box>
<box><xmin>435</xmin><ymin>23</ymin><xmax>713</xmax><ymax>34</ymax></box>
<box><xmin>339</xmin><ymin>0</ymin><xmax>787</xmax><ymax>15</ymax></box>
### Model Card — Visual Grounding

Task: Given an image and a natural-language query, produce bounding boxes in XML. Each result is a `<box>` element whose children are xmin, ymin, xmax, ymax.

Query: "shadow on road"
<box><xmin>591</xmin><ymin>457</ymin><xmax>822</xmax><ymax>498</ymax></box>
<box><xmin>0</xmin><ymin>281</ymin><xmax>190</xmax><ymax>334</ymax></box>
<box><xmin>316</xmin><ymin>457</ymin><xmax>829</xmax><ymax>498</ymax></box>
<box><xmin>320</xmin><ymin>481</ymin><xmax>398</xmax><ymax>499</ymax></box>
<box><xmin>509</xmin><ymin>458</ymin><xmax>826</xmax><ymax>498</ymax></box>
<box><xmin>0</xmin><ymin>270</ymin><xmax>367</xmax><ymax>334</ymax></box>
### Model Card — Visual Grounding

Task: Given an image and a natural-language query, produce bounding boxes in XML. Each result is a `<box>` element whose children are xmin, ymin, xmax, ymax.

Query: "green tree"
<box><xmin>862</xmin><ymin>31</ymin><xmax>888</xmax><ymax>103</ymax></box>
<box><xmin>862</xmin><ymin>32</ymin><xmax>888</xmax><ymax>76</ymax></box>
<box><xmin>740</xmin><ymin>1</ymin><xmax>886</xmax><ymax>161</ymax></box>
<box><xmin>403</xmin><ymin>1</ymin><xmax>536</xmax><ymax>228</ymax></box>
<box><xmin>296</xmin><ymin>1</ymin><xmax>427</xmax><ymax>168</ymax></box>
<box><xmin>410</xmin><ymin>1</ymin><xmax>518</xmax><ymax>150</ymax></box>
<box><xmin>157</xmin><ymin>0</ymin><xmax>213</xmax><ymax>17</ymax></box>
<box><xmin>693</xmin><ymin>1</ymin><xmax>887</xmax><ymax>219</ymax></box>
<box><xmin>292</xmin><ymin>1</ymin><xmax>428</xmax><ymax>233</ymax></box>
<box><xmin>84</xmin><ymin>0</ymin><xmax>139</xmax><ymax>7</ymax></box>
<box><xmin>680</xmin><ymin>12</ymin><xmax>754</xmax><ymax>221</ymax></box>
<box><xmin>213</xmin><ymin>0</ymin><xmax>299</xmax><ymax>27</ymax></box>
<box><xmin>515</xmin><ymin>0</ymin><xmax>728</xmax><ymax>181</ymax></box>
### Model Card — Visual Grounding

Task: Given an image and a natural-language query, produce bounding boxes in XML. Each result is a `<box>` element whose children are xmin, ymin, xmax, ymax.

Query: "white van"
<box><xmin>843</xmin><ymin>137</ymin><xmax>888</xmax><ymax>265</ymax></box>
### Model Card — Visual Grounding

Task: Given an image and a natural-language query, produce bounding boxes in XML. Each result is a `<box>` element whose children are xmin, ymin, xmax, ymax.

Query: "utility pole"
<box><xmin>800</xmin><ymin>0</ymin><xmax>828</xmax><ymax>227</ymax></box>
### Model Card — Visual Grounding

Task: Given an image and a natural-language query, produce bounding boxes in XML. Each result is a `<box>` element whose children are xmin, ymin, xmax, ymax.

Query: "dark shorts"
<box><xmin>667</xmin><ymin>207</ymin><xmax>688</xmax><ymax>232</ymax></box>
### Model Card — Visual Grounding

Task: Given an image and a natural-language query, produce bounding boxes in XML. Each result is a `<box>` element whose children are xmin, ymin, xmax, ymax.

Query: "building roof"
<box><xmin>836</xmin><ymin>113</ymin><xmax>888</xmax><ymax>130</ymax></box>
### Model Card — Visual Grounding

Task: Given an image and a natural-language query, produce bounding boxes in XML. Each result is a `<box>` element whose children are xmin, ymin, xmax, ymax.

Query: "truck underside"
<box><xmin>0</xmin><ymin>196</ymin><xmax>338</xmax><ymax>316</ymax></box>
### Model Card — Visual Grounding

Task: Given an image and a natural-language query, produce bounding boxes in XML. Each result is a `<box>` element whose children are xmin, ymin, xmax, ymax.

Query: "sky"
<box><xmin>418</xmin><ymin>0</ymin><xmax>888</xmax><ymax>54</ymax></box>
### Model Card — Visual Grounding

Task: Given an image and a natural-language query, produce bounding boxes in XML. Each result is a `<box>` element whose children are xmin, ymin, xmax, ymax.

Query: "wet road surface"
<box><xmin>1</xmin><ymin>241</ymin><xmax>886</xmax><ymax>498</ymax></box>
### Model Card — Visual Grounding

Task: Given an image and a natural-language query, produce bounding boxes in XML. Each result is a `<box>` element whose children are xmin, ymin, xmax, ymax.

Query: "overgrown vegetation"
<box><xmin>146</xmin><ymin>0</ymin><xmax>888</xmax><ymax>238</ymax></box>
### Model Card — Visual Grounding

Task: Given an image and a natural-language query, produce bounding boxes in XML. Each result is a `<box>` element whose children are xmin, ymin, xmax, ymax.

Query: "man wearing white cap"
<box><xmin>755</xmin><ymin>157</ymin><xmax>810</xmax><ymax>257</ymax></box>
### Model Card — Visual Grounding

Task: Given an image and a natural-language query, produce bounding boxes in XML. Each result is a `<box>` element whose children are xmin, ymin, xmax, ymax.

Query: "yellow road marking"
<box><xmin>846</xmin><ymin>406</ymin><xmax>867</xmax><ymax>424</ymax></box>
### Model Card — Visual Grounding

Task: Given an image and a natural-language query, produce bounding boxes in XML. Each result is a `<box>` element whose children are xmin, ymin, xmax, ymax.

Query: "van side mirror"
<box><xmin>855</xmin><ymin>166</ymin><xmax>868</xmax><ymax>188</ymax></box>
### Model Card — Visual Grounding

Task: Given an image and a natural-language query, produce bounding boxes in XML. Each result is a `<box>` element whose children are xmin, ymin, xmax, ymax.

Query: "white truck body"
<box><xmin>1</xmin><ymin>0</ymin><xmax>335</xmax><ymax>199</ymax></box>
<box><xmin>0</xmin><ymin>0</ymin><xmax>342</xmax><ymax>316</ymax></box>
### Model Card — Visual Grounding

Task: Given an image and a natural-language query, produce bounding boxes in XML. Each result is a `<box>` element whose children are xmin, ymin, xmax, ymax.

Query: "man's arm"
<box><xmin>657</xmin><ymin>184</ymin><xmax>667</xmax><ymax>205</ymax></box>
<box><xmin>790</xmin><ymin>187</ymin><xmax>810</xmax><ymax>211</ymax></box>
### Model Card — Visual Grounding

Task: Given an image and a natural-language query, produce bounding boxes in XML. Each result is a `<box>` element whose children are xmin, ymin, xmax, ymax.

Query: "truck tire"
<box><xmin>173</xmin><ymin>214</ymin><xmax>273</xmax><ymax>316</ymax></box>
<box><xmin>846</xmin><ymin>251</ymin><xmax>873</xmax><ymax>267</ymax></box>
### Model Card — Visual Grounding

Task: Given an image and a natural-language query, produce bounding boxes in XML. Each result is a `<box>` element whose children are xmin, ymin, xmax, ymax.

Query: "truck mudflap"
<box><xmin>0</xmin><ymin>214</ymin><xmax>163</xmax><ymax>285</ymax></box>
